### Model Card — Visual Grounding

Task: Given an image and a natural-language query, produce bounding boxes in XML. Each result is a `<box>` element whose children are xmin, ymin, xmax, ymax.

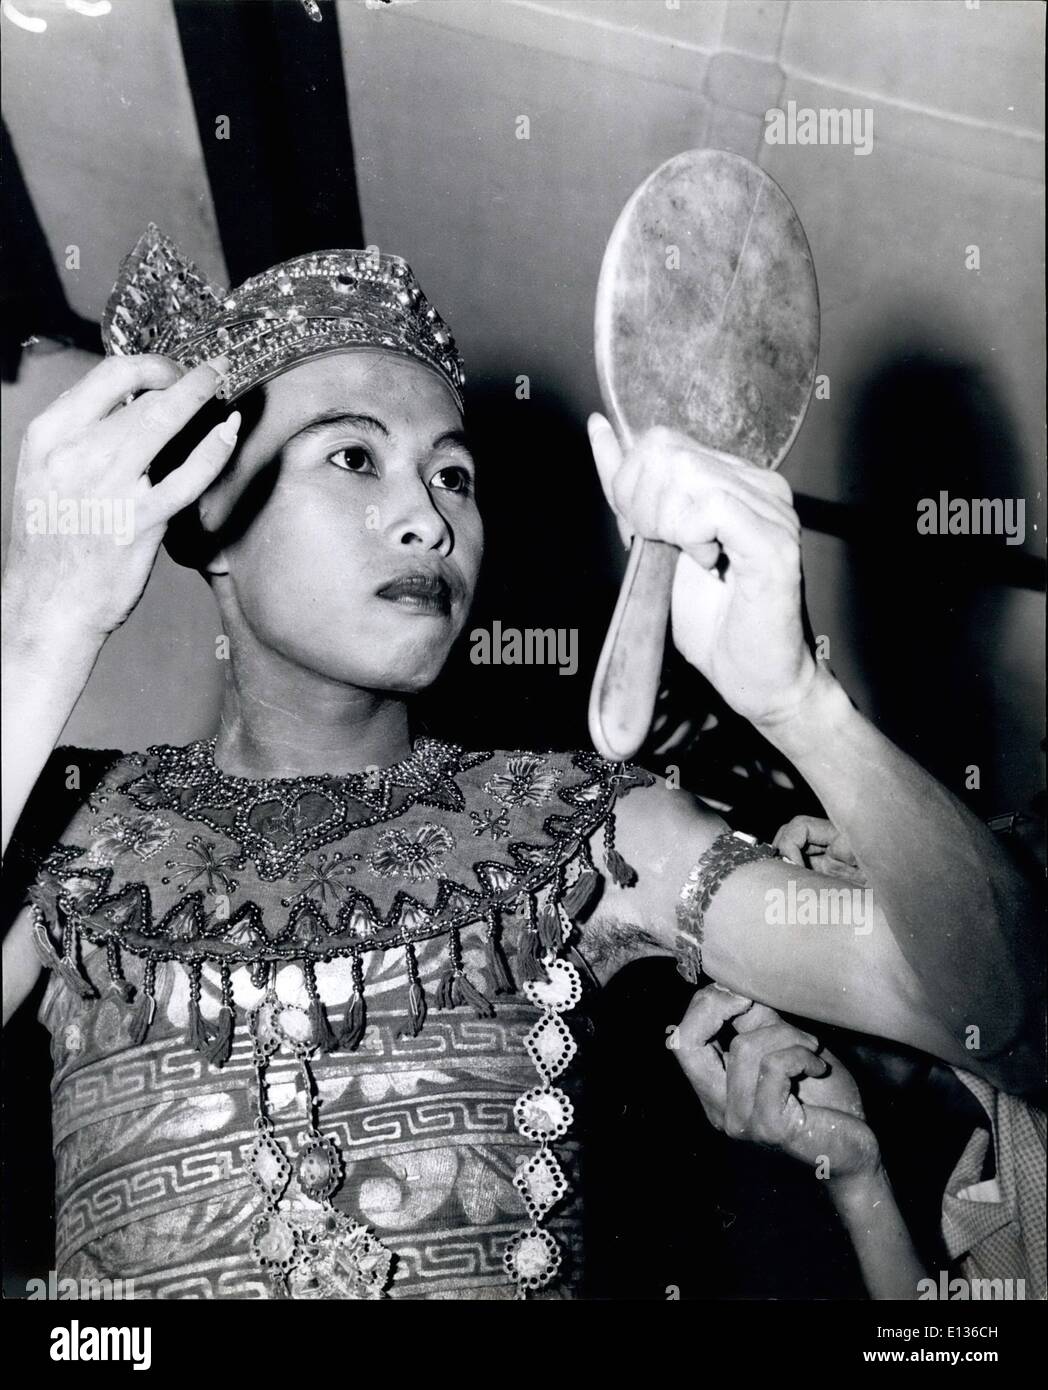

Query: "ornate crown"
<box><xmin>101</xmin><ymin>225</ymin><xmax>466</xmax><ymax>409</ymax></box>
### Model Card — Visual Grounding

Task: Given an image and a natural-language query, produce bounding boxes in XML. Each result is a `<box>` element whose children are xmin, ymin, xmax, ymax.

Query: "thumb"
<box><xmin>828</xmin><ymin>829</ymin><xmax>859</xmax><ymax>866</ymax></box>
<box><xmin>587</xmin><ymin>413</ymin><xmax>632</xmax><ymax>548</ymax></box>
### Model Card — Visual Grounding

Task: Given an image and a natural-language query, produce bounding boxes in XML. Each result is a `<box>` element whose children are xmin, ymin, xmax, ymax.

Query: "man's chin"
<box><xmin>352</xmin><ymin>641</ymin><xmax>453</xmax><ymax>696</ymax></box>
<box><xmin>279</xmin><ymin>614</ymin><xmax>459</xmax><ymax>693</ymax></box>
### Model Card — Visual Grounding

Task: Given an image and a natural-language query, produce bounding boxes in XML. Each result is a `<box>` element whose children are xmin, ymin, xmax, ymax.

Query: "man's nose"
<box><xmin>386</xmin><ymin>482</ymin><xmax>453</xmax><ymax>553</ymax></box>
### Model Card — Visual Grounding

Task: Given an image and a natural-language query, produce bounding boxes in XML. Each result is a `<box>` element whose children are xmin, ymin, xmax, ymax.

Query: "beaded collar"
<box><xmin>24</xmin><ymin>737</ymin><xmax>653</xmax><ymax>1299</ymax></box>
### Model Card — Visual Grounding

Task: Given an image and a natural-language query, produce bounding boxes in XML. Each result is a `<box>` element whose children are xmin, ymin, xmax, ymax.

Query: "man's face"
<box><xmin>203</xmin><ymin>350</ymin><xmax>482</xmax><ymax>693</ymax></box>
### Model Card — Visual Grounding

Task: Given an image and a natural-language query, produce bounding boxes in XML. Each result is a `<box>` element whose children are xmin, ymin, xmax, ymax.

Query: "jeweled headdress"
<box><xmin>101</xmin><ymin>224</ymin><xmax>466</xmax><ymax>408</ymax></box>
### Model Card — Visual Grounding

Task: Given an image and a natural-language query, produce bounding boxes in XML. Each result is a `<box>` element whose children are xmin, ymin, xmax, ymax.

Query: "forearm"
<box><xmin>756</xmin><ymin>667</ymin><xmax>1042</xmax><ymax>1081</ymax></box>
<box><xmin>829</xmin><ymin>1166</ymin><xmax>927</xmax><ymax>1300</ymax></box>
<box><xmin>3</xmin><ymin>908</ymin><xmax>42</xmax><ymax>1027</ymax></box>
<box><xmin>1</xmin><ymin>601</ymin><xmax>102</xmax><ymax>855</ymax></box>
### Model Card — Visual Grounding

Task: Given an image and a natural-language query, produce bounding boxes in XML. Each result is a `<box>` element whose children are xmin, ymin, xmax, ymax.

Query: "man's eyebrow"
<box><xmin>431</xmin><ymin>428</ymin><xmax>473</xmax><ymax>455</ymax></box>
<box><xmin>285</xmin><ymin>411</ymin><xmax>390</xmax><ymax>445</ymax></box>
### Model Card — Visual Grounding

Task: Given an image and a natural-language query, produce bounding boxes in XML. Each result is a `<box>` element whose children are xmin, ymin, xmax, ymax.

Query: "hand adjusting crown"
<box><xmin>102</xmin><ymin>224</ymin><xmax>465</xmax><ymax>408</ymax></box>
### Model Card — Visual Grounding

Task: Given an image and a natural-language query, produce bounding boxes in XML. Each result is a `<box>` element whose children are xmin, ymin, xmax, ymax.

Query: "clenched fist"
<box><xmin>588</xmin><ymin>417</ymin><xmax>817</xmax><ymax>729</ymax></box>
<box><xmin>672</xmin><ymin>984</ymin><xmax>881</xmax><ymax>1183</ymax></box>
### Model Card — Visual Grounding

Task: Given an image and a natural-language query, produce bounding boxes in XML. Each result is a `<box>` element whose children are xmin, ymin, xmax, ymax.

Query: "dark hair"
<box><xmin>153</xmin><ymin>384</ymin><xmax>267</xmax><ymax>571</ymax></box>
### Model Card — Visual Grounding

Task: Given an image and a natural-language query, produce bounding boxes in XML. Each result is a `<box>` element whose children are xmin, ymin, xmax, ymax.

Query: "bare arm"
<box><xmin>2</xmin><ymin>906</ymin><xmax>41</xmax><ymax>1027</ymax></box>
<box><xmin>828</xmin><ymin>1167</ymin><xmax>928</xmax><ymax>1301</ymax></box>
<box><xmin>2</xmin><ymin>352</ymin><xmax>237</xmax><ymax>1023</ymax></box>
<box><xmin>2</xmin><ymin>611</ymin><xmax>104</xmax><ymax>854</ymax></box>
<box><xmin>752</xmin><ymin>668</ymin><xmax>1041</xmax><ymax>1090</ymax></box>
<box><xmin>600</xmin><ymin>782</ymin><xmax>1006</xmax><ymax>1083</ymax></box>
<box><xmin>587</xmin><ymin>420</ymin><xmax>1042</xmax><ymax>1094</ymax></box>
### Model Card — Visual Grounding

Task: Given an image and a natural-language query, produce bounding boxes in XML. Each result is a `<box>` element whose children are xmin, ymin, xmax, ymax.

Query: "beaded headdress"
<box><xmin>101</xmin><ymin>224</ymin><xmax>466</xmax><ymax>409</ymax></box>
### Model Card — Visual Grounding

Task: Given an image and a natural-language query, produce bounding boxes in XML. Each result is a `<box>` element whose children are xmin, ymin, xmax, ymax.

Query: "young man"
<box><xmin>1</xmin><ymin>229</ymin><xmax>1040</xmax><ymax>1299</ymax></box>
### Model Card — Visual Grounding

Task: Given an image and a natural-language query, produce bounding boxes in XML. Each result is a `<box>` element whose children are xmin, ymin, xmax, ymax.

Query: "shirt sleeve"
<box><xmin>942</xmin><ymin>1066</ymin><xmax>1047</xmax><ymax>1299</ymax></box>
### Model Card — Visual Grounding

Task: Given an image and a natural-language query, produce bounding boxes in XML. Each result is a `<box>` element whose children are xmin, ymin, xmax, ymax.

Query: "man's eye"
<box><xmin>431</xmin><ymin>465</ymin><xmax>473</xmax><ymax>495</ymax></box>
<box><xmin>328</xmin><ymin>446</ymin><xmax>375</xmax><ymax>474</ymax></box>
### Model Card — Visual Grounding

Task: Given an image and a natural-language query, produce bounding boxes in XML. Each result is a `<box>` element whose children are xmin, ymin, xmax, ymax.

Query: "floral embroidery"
<box><xmin>469</xmin><ymin>807</ymin><xmax>511</xmax><ymax>840</ymax></box>
<box><xmin>484</xmin><ymin>756</ymin><xmax>561</xmax><ymax>809</ymax></box>
<box><xmin>58</xmin><ymin>874</ymin><xmax>100</xmax><ymax>906</ymax></box>
<box><xmin>368</xmin><ymin>823</ymin><xmax>455</xmax><ymax>882</ymax></box>
<box><xmin>122</xmin><ymin>774</ymin><xmax>176</xmax><ymax>810</ymax></box>
<box><xmin>162</xmin><ymin>836</ymin><xmax>244</xmax><ymax>896</ymax></box>
<box><xmin>387</xmin><ymin>741</ymin><xmax>489</xmax><ymax>811</ymax></box>
<box><xmin>86</xmin><ymin>812</ymin><xmax>173</xmax><ymax>864</ymax></box>
<box><xmin>281</xmin><ymin>850</ymin><xmax>360</xmax><ymax>908</ymax></box>
<box><xmin>122</xmin><ymin>738</ymin><xmax>491</xmax><ymax>882</ymax></box>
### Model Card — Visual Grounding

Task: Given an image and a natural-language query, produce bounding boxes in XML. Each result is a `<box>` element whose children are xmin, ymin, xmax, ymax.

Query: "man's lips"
<box><xmin>375</xmin><ymin>572</ymin><xmax>454</xmax><ymax>615</ymax></box>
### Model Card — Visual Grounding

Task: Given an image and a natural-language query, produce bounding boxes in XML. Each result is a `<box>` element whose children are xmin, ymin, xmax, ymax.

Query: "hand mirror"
<box><xmin>589</xmin><ymin>149</ymin><xmax>820</xmax><ymax>762</ymax></box>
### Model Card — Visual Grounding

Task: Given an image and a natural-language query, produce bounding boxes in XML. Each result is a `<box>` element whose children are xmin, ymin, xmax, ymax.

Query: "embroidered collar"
<box><xmin>32</xmin><ymin>740</ymin><xmax>649</xmax><ymax>970</ymax></box>
<box><xmin>122</xmin><ymin>737</ymin><xmax>487</xmax><ymax>879</ymax></box>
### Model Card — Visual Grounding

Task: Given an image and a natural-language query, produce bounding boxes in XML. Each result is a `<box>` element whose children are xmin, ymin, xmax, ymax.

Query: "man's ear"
<box><xmin>198</xmin><ymin>473</ymin><xmax>238</xmax><ymax>576</ymax></box>
<box><xmin>189</xmin><ymin>384</ymin><xmax>268</xmax><ymax>576</ymax></box>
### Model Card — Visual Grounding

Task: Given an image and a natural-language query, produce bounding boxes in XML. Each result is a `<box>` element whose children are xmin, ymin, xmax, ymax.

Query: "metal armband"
<box><xmin>674</xmin><ymin>830</ymin><xmax>778</xmax><ymax>983</ymax></box>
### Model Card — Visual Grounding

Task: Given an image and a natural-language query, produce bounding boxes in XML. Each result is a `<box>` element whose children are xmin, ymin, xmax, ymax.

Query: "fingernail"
<box><xmin>218</xmin><ymin>410</ymin><xmax>241</xmax><ymax>446</ymax></box>
<box><xmin>206</xmin><ymin>353</ymin><xmax>232</xmax><ymax>377</ymax></box>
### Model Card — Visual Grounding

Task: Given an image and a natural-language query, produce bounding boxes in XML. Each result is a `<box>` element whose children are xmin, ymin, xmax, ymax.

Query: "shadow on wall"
<box><xmin>420</xmin><ymin>372</ymin><xmax>623</xmax><ymax>754</ymax></box>
<box><xmin>842</xmin><ymin>348</ymin><xmax>1030</xmax><ymax>818</ymax></box>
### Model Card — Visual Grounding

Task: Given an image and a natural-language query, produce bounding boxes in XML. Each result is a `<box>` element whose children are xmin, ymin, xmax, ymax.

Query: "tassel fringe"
<box><xmin>406</xmin><ymin>980</ymin><xmax>428</xmax><ymax>1036</ymax></box>
<box><xmin>519</xmin><ymin>926</ymin><xmax>548</xmax><ymax>983</ymax></box>
<box><xmin>340</xmin><ymin>956</ymin><xmax>367</xmax><ymax>1051</ymax></box>
<box><xmin>562</xmin><ymin>868</ymin><xmax>601</xmax><ymax>919</ymax></box>
<box><xmin>128</xmin><ymin>991</ymin><xmax>156</xmax><ymax>1046</ymax></box>
<box><xmin>31</xmin><ymin>915</ymin><xmax>64</xmax><ymax>972</ymax></box>
<box><xmin>304</xmin><ymin>961</ymin><xmax>338</xmax><ymax>1054</ymax></box>
<box><xmin>187</xmin><ymin>997</ymin><xmax>211</xmax><ymax>1053</ymax></box>
<box><xmin>455</xmin><ymin>971</ymin><xmax>495</xmax><ymax>1018</ymax></box>
<box><xmin>51</xmin><ymin>909</ymin><xmax>97</xmax><ymax>999</ymax></box>
<box><xmin>604</xmin><ymin>809</ymin><xmax>639</xmax><ymax>887</ymax></box>
<box><xmin>537</xmin><ymin>903</ymin><xmax>562</xmax><ymax>956</ymax></box>
<box><xmin>340</xmin><ymin>989</ymin><xmax>366</xmax><ymax>1051</ymax></box>
<box><xmin>106</xmin><ymin>940</ymin><xmax>135</xmax><ymax>1004</ymax></box>
<box><xmin>186</xmin><ymin>965</ymin><xmax>212</xmax><ymax>1055</ymax></box>
<box><xmin>205</xmin><ymin>1005</ymin><xmax>235</xmax><ymax>1066</ymax></box>
<box><xmin>605</xmin><ymin>848</ymin><xmax>638</xmax><ymax>888</ymax></box>
<box><xmin>485</xmin><ymin>927</ymin><xmax>516</xmax><ymax>995</ymax></box>
<box><xmin>437</xmin><ymin>969</ymin><xmax>457</xmax><ymax>1011</ymax></box>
